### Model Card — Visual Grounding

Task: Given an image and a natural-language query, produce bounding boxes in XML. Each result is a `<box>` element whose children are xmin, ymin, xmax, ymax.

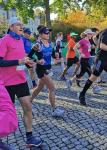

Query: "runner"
<box><xmin>66</xmin><ymin>29</ymin><xmax>93</xmax><ymax>89</ymax></box>
<box><xmin>0</xmin><ymin>17</ymin><xmax>42</xmax><ymax>148</ymax></box>
<box><xmin>88</xmin><ymin>28</ymin><xmax>103</xmax><ymax>93</ymax></box>
<box><xmin>53</xmin><ymin>32</ymin><xmax>65</xmax><ymax>71</ymax></box>
<box><xmin>28</xmin><ymin>26</ymin><xmax>64</xmax><ymax>117</ymax></box>
<box><xmin>60</xmin><ymin>32</ymin><xmax>80</xmax><ymax>81</ymax></box>
<box><xmin>22</xmin><ymin>27</ymin><xmax>37</xmax><ymax>88</ymax></box>
<box><xmin>79</xmin><ymin>28</ymin><xmax>107</xmax><ymax>105</ymax></box>
<box><xmin>91</xmin><ymin>28</ymin><xmax>106</xmax><ymax>84</ymax></box>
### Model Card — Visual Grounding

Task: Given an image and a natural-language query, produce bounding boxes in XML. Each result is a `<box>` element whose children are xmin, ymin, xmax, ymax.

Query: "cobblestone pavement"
<box><xmin>2</xmin><ymin>65</ymin><xmax>107</xmax><ymax>150</ymax></box>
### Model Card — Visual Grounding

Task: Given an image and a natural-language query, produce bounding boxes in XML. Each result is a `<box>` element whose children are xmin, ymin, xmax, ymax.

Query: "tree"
<box><xmin>44</xmin><ymin>0</ymin><xmax>51</xmax><ymax>27</ymax></box>
<box><xmin>83</xmin><ymin>0</ymin><xmax>107</xmax><ymax>16</ymax></box>
<box><xmin>0</xmin><ymin>0</ymin><xmax>51</xmax><ymax>27</ymax></box>
<box><xmin>50</xmin><ymin>0</ymin><xmax>83</xmax><ymax>19</ymax></box>
<box><xmin>0</xmin><ymin>16</ymin><xmax>8</xmax><ymax>35</ymax></box>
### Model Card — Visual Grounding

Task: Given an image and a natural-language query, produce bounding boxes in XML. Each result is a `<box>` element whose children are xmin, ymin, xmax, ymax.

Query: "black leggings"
<box><xmin>76</xmin><ymin>58</ymin><xmax>91</xmax><ymax>78</ymax></box>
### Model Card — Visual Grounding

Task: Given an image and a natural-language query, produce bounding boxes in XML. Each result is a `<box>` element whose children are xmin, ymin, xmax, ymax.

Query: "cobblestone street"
<box><xmin>2</xmin><ymin>65</ymin><xmax>107</xmax><ymax>150</ymax></box>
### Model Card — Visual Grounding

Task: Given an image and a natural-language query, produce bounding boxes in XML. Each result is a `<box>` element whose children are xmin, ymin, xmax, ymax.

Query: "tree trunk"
<box><xmin>44</xmin><ymin>0</ymin><xmax>51</xmax><ymax>28</ymax></box>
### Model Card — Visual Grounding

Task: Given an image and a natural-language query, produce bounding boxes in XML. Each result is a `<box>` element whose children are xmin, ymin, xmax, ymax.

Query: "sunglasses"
<box><xmin>43</xmin><ymin>32</ymin><xmax>49</xmax><ymax>34</ymax></box>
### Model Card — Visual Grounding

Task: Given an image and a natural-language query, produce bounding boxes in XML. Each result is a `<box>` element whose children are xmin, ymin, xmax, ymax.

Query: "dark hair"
<box><xmin>91</xmin><ymin>28</ymin><xmax>99</xmax><ymax>33</ymax></box>
<box><xmin>37</xmin><ymin>25</ymin><xmax>45</xmax><ymax>32</ymax></box>
<box><xmin>49</xmin><ymin>28</ymin><xmax>52</xmax><ymax>32</ymax></box>
<box><xmin>7</xmin><ymin>29</ymin><xmax>10</xmax><ymax>34</ymax></box>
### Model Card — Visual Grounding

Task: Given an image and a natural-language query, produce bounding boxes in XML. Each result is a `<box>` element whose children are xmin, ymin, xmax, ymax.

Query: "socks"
<box><xmin>81</xmin><ymin>79</ymin><xmax>93</xmax><ymax>96</ymax></box>
<box><xmin>26</xmin><ymin>131</ymin><xmax>32</xmax><ymax>139</ymax></box>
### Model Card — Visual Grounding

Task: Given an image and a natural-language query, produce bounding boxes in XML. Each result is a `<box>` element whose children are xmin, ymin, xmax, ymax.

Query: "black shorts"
<box><xmin>67</xmin><ymin>57</ymin><xmax>79</xmax><ymax>67</ymax></box>
<box><xmin>92</xmin><ymin>59</ymin><xmax>107</xmax><ymax>77</ymax></box>
<box><xmin>45</xmin><ymin>64</ymin><xmax>51</xmax><ymax>70</ymax></box>
<box><xmin>5</xmin><ymin>82</ymin><xmax>30</xmax><ymax>103</ymax></box>
<box><xmin>36</xmin><ymin>64</ymin><xmax>51</xmax><ymax>79</ymax></box>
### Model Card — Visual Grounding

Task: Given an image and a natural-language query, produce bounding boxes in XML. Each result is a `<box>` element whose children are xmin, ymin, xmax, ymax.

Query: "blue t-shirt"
<box><xmin>22</xmin><ymin>37</ymin><xmax>32</xmax><ymax>54</ymax></box>
<box><xmin>38</xmin><ymin>41</ymin><xmax>52</xmax><ymax>66</ymax></box>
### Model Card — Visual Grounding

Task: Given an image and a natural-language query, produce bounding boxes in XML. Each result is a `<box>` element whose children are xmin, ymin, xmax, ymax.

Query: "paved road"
<box><xmin>2</xmin><ymin>65</ymin><xmax>107</xmax><ymax>150</ymax></box>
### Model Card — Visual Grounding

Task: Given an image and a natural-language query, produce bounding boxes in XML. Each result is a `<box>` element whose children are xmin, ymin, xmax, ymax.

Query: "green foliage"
<box><xmin>0</xmin><ymin>0</ymin><xmax>45</xmax><ymax>23</ymax></box>
<box><xmin>0</xmin><ymin>0</ymin><xmax>51</xmax><ymax>26</ymax></box>
<box><xmin>50</xmin><ymin>0</ymin><xmax>83</xmax><ymax>19</ymax></box>
<box><xmin>50</xmin><ymin>0</ymin><xmax>64</xmax><ymax>17</ymax></box>
<box><xmin>51</xmin><ymin>20</ymin><xmax>84</xmax><ymax>41</ymax></box>
<box><xmin>1</xmin><ymin>0</ymin><xmax>107</xmax><ymax>33</ymax></box>
<box><xmin>0</xmin><ymin>16</ymin><xmax>8</xmax><ymax>34</ymax></box>
<box><xmin>83</xmin><ymin>0</ymin><xmax>107</xmax><ymax>17</ymax></box>
<box><xmin>30</xmin><ymin>36</ymin><xmax>35</xmax><ymax>43</ymax></box>
<box><xmin>52</xmin><ymin>8</ymin><xmax>107</xmax><ymax>39</ymax></box>
<box><xmin>50</xmin><ymin>0</ymin><xmax>107</xmax><ymax>20</ymax></box>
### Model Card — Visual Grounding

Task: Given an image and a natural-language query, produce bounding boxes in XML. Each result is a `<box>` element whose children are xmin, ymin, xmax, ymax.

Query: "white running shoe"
<box><xmin>92</xmin><ymin>85</ymin><xmax>103</xmax><ymax>94</ymax></box>
<box><xmin>52</xmin><ymin>108</ymin><xmax>64</xmax><ymax>117</ymax></box>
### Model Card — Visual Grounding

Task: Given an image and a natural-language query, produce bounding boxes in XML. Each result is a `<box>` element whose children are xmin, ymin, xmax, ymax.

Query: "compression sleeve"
<box><xmin>0</xmin><ymin>57</ymin><xmax>19</xmax><ymax>67</ymax></box>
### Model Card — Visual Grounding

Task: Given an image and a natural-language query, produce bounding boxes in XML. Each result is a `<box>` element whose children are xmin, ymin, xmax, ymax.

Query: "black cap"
<box><xmin>23</xmin><ymin>28</ymin><xmax>31</xmax><ymax>34</ymax></box>
<box><xmin>39</xmin><ymin>27</ymin><xmax>50</xmax><ymax>34</ymax></box>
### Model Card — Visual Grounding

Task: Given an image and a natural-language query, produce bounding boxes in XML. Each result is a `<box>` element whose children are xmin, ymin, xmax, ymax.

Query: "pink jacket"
<box><xmin>0</xmin><ymin>79</ymin><xmax>18</xmax><ymax>137</ymax></box>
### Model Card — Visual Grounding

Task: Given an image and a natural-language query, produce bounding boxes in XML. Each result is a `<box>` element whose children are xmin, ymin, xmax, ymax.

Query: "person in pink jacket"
<box><xmin>0</xmin><ymin>74</ymin><xmax>18</xmax><ymax>150</ymax></box>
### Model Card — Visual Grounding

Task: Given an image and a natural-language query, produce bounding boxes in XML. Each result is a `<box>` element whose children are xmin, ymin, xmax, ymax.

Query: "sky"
<box><xmin>49</xmin><ymin>0</ymin><xmax>58</xmax><ymax>20</ymax></box>
<box><xmin>49</xmin><ymin>0</ymin><xmax>54</xmax><ymax>5</ymax></box>
<box><xmin>50</xmin><ymin>13</ymin><xmax>58</xmax><ymax>20</ymax></box>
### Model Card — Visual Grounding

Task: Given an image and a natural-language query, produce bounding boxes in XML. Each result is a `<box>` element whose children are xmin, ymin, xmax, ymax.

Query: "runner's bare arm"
<box><xmin>100</xmin><ymin>43</ymin><xmax>107</xmax><ymax>51</ymax></box>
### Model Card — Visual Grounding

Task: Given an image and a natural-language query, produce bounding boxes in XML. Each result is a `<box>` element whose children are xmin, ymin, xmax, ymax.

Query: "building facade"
<box><xmin>0</xmin><ymin>5</ymin><xmax>40</xmax><ymax>34</ymax></box>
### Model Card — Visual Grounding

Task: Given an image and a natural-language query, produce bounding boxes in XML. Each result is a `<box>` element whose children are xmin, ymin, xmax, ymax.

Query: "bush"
<box><xmin>51</xmin><ymin>9</ymin><xmax>107</xmax><ymax>41</ymax></box>
<box><xmin>51</xmin><ymin>20</ymin><xmax>85</xmax><ymax>41</ymax></box>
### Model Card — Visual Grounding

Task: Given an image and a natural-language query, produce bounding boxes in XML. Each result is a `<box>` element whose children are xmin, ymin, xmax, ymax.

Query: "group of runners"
<box><xmin>0</xmin><ymin>16</ymin><xmax>107</xmax><ymax>149</ymax></box>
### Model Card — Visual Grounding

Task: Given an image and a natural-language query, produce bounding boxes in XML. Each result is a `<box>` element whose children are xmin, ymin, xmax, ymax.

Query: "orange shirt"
<box><xmin>66</xmin><ymin>38</ymin><xmax>76</xmax><ymax>58</ymax></box>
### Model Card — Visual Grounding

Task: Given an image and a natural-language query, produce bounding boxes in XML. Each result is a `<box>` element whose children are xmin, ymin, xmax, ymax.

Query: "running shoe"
<box><xmin>78</xmin><ymin>92</ymin><xmax>86</xmax><ymax>106</ymax></box>
<box><xmin>97</xmin><ymin>80</ymin><xmax>106</xmax><ymax>84</ymax></box>
<box><xmin>92</xmin><ymin>85</ymin><xmax>102</xmax><ymax>94</ymax></box>
<box><xmin>52</xmin><ymin>108</ymin><xmax>64</xmax><ymax>117</ymax></box>
<box><xmin>0</xmin><ymin>141</ymin><xmax>15</xmax><ymax>150</ymax></box>
<box><xmin>26</xmin><ymin>136</ymin><xmax>42</xmax><ymax>148</ymax></box>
